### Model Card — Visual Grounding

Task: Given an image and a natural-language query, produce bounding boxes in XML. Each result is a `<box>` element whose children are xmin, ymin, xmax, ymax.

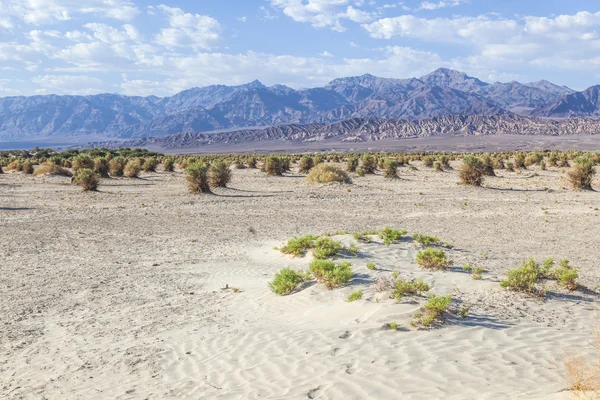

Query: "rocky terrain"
<box><xmin>0</xmin><ymin>68</ymin><xmax>594</xmax><ymax>143</ymax></box>
<box><xmin>85</xmin><ymin>115</ymin><xmax>600</xmax><ymax>149</ymax></box>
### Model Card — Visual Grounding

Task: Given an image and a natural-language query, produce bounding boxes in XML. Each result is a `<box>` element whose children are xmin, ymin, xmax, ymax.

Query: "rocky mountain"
<box><xmin>0</xmin><ymin>68</ymin><xmax>596</xmax><ymax>142</ymax></box>
<box><xmin>86</xmin><ymin>115</ymin><xmax>600</xmax><ymax>149</ymax></box>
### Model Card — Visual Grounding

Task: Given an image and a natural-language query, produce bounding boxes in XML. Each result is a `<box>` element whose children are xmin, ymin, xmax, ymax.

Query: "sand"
<box><xmin>1</xmin><ymin>161</ymin><xmax>599</xmax><ymax>399</ymax></box>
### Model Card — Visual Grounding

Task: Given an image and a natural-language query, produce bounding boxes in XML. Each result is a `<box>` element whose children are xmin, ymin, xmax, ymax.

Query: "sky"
<box><xmin>1</xmin><ymin>0</ymin><xmax>600</xmax><ymax>97</ymax></box>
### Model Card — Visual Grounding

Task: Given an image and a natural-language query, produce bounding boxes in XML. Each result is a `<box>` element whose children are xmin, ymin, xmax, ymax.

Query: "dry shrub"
<box><xmin>73</xmin><ymin>168</ymin><xmax>99</xmax><ymax>191</ymax></box>
<box><xmin>298</xmin><ymin>156</ymin><xmax>314</xmax><ymax>173</ymax></box>
<box><xmin>564</xmin><ymin>329</ymin><xmax>600</xmax><ymax>398</ymax></box>
<box><xmin>109</xmin><ymin>158</ymin><xmax>125</xmax><ymax>177</ymax></box>
<box><xmin>306</xmin><ymin>164</ymin><xmax>351</xmax><ymax>184</ymax></box>
<box><xmin>264</xmin><ymin>156</ymin><xmax>284</xmax><ymax>176</ymax></box>
<box><xmin>459</xmin><ymin>156</ymin><xmax>484</xmax><ymax>186</ymax></box>
<box><xmin>361</xmin><ymin>154</ymin><xmax>377</xmax><ymax>173</ymax></box>
<box><xmin>72</xmin><ymin>155</ymin><xmax>94</xmax><ymax>172</ymax></box>
<box><xmin>347</xmin><ymin>157</ymin><xmax>358</xmax><ymax>172</ymax></box>
<box><xmin>383</xmin><ymin>158</ymin><xmax>399</xmax><ymax>178</ymax></box>
<box><xmin>568</xmin><ymin>156</ymin><xmax>596</xmax><ymax>190</ymax></box>
<box><xmin>124</xmin><ymin>159</ymin><xmax>142</xmax><ymax>178</ymax></box>
<box><xmin>142</xmin><ymin>157</ymin><xmax>158</xmax><ymax>172</ymax></box>
<box><xmin>185</xmin><ymin>163</ymin><xmax>211</xmax><ymax>193</ymax></box>
<box><xmin>22</xmin><ymin>161</ymin><xmax>34</xmax><ymax>174</ymax></box>
<box><xmin>248</xmin><ymin>157</ymin><xmax>257</xmax><ymax>169</ymax></box>
<box><xmin>209</xmin><ymin>161</ymin><xmax>232</xmax><ymax>187</ymax></box>
<box><xmin>35</xmin><ymin>162</ymin><xmax>72</xmax><ymax>177</ymax></box>
<box><xmin>93</xmin><ymin>157</ymin><xmax>110</xmax><ymax>177</ymax></box>
<box><xmin>163</xmin><ymin>157</ymin><xmax>175</xmax><ymax>172</ymax></box>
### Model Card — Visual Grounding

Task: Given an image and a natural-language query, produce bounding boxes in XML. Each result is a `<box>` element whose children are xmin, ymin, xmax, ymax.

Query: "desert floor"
<box><xmin>1</xmin><ymin>161</ymin><xmax>599</xmax><ymax>399</ymax></box>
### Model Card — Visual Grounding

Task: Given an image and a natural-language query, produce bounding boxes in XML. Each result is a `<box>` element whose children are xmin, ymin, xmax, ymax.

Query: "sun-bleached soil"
<box><xmin>1</xmin><ymin>160</ymin><xmax>599</xmax><ymax>399</ymax></box>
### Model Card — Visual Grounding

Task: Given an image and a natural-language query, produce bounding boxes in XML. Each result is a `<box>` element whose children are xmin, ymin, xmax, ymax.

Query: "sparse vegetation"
<box><xmin>313</xmin><ymin>237</ymin><xmax>342</xmax><ymax>259</ymax></box>
<box><xmin>459</xmin><ymin>156</ymin><xmax>484</xmax><ymax>186</ymax></box>
<box><xmin>269</xmin><ymin>268</ymin><xmax>311</xmax><ymax>295</ymax></box>
<box><xmin>72</xmin><ymin>168</ymin><xmax>99</xmax><ymax>191</ymax></box>
<box><xmin>462</xmin><ymin>264</ymin><xmax>484</xmax><ymax>280</ymax></box>
<box><xmin>185</xmin><ymin>163</ymin><xmax>211</xmax><ymax>194</ymax></box>
<box><xmin>500</xmin><ymin>258</ymin><xmax>542</xmax><ymax>293</ymax></box>
<box><xmin>346</xmin><ymin>290</ymin><xmax>363</xmax><ymax>302</ymax></box>
<box><xmin>366</xmin><ymin>262</ymin><xmax>376</xmax><ymax>270</ymax></box>
<box><xmin>280</xmin><ymin>235</ymin><xmax>318</xmax><ymax>257</ymax></box>
<box><xmin>383</xmin><ymin>158</ymin><xmax>399</xmax><ymax>178</ymax></box>
<box><xmin>411</xmin><ymin>294</ymin><xmax>452</xmax><ymax>328</ymax></box>
<box><xmin>416</xmin><ymin>248</ymin><xmax>450</xmax><ymax>270</ymax></box>
<box><xmin>567</xmin><ymin>156</ymin><xmax>596</xmax><ymax>190</ymax></box>
<box><xmin>306</xmin><ymin>164</ymin><xmax>351</xmax><ymax>184</ymax></box>
<box><xmin>379</xmin><ymin>227</ymin><xmax>407</xmax><ymax>246</ymax></box>
<box><xmin>209</xmin><ymin>161</ymin><xmax>232</xmax><ymax>187</ymax></box>
<box><xmin>391</xmin><ymin>278</ymin><xmax>430</xmax><ymax>302</ymax></box>
<box><xmin>309</xmin><ymin>260</ymin><xmax>353</xmax><ymax>289</ymax></box>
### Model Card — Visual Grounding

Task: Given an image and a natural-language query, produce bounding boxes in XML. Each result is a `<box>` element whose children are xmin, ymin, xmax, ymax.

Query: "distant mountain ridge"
<box><xmin>0</xmin><ymin>68</ymin><xmax>594</xmax><ymax>142</ymax></box>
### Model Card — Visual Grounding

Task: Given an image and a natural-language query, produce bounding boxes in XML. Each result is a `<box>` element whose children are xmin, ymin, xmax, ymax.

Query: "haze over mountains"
<box><xmin>1</xmin><ymin>68</ymin><xmax>599</xmax><ymax>143</ymax></box>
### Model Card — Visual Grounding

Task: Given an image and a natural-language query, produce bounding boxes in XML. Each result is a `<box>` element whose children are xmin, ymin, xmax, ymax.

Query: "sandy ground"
<box><xmin>1</xmin><ymin>161</ymin><xmax>600</xmax><ymax>399</ymax></box>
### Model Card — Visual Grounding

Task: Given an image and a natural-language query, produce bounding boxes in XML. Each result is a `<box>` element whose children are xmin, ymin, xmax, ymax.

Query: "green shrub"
<box><xmin>185</xmin><ymin>163</ymin><xmax>211</xmax><ymax>193</ymax></box>
<box><xmin>306</xmin><ymin>164</ymin><xmax>351</xmax><ymax>184</ymax></box>
<box><xmin>299</xmin><ymin>156</ymin><xmax>314</xmax><ymax>173</ymax></box>
<box><xmin>313</xmin><ymin>237</ymin><xmax>342</xmax><ymax>259</ymax></box>
<box><xmin>163</xmin><ymin>157</ymin><xmax>175</xmax><ymax>172</ymax></box>
<box><xmin>514</xmin><ymin>153</ymin><xmax>526</xmax><ymax>169</ymax></box>
<box><xmin>389</xmin><ymin>321</ymin><xmax>398</xmax><ymax>330</ymax></box>
<box><xmin>462</xmin><ymin>264</ymin><xmax>484</xmax><ymax>280</ymax></box>
<box><xmin>22</xmin><ymin>161</ymin><xmax>34</xmax><ymax>174</ymax></box>
<box><xmin>347</xmin><ymin>290</ymin><xmax>363</xmax><ymax>302</ymax></box>
<box><xmin>413</xmin><ymin>234</ymin><xmax>441</xmax><ymax>247</ymax></box>
<box><xmin>209</xmin><ymin>161</ymin><xmax>232</xmax><ymax>187</ymax></box>
<box><xmin>124</xmin><ymin>159</ymin><xmax>142</xmax><ymax>178</ymax></box>
<box><xmin>93</xmin><ymin>157</ymin><xmax>110</xmax><ymax>177</ymax></box>
<box><xmin>391</xmin><ymin>279</ymin><xmax>430</xmax><ymax>302</ymax></box>
<box><xmin>142</xmin><ymin>157</ymin><xmax>158</xmax><ymax>172</ymax></box>
<box><xmin>500</xmin><ymin>258</ymin><xmax>541</xmax><ymax>293</ymax></box>
<box><xmin>423</xmin><ymin>156</ymin><xmax>434</xmax><ymax>168</ymax></box>
<box><xmin>248</xmin><ymin>157</ymin><xmax>257</xmax><ymax>169</ymax></box>
<box><xmin>280</xmin><ymin>235</ymin><xmax>318</xmax><ymax>257</ymax></box>
<box><xmin>109</xmin><ymin>158</ymin><xmax>125</xmax><ymax>177</ymax></box>
<box><xmin>416</xmin><ymin>248</ymin><xmax>450</xmax><ymax>270</ymax></box>
<box><xmin>383</xmin><ymin>158</ymin><xmax>399</xmax><ymax>178</ymax></box>
<box><xmin>567</xmin><ymin>156</ymin><xmax>596</xmax><ymax>190</ymax></box>
<box><xmin>555</xmin><ymin>259</ymin><xmax>578</xmax><ymax>290</ymax></box>
<box><xmin>347</xmin><ymin>157</ymin><xmax>358</xmax><ymax>172</ymax></box>
<box><xmin>309</xmin><ymin>260</ymin><xmax>353</xmax><ymax>289</ymax></box>
<box><xmin>353</xmin><ymin>230</ymin><xmax>377</xmax><ymax>243</ymax></box>
<box><xmin>264</xmin><ymin>156</ymin><xmax>284</xmax><ymax>176</ymax></box>
<box><xmin>366</xmin><ymin>262</ymin><xmax>376</xmax><ymax>270</ymax></box>
<box><xmin>379</xmin><ymin>227</ymin><xmax>407</xmax><ymax>246</ymax></box>
<box><xmin>412</xmin><ymin>294</ymin><xmax>452</xmax><ymax>327</ymax></box>
<box><xmin>361</xmin><ymin>154</ymin><xmax>376</xmax><ymax>174</ymax></box>
<box><xmin>506</xmin><ymin>161</ymin><xmax>515</xmax><ymax>172</ymax></box>
<box><xmin>459</xmin><ymin>156</ymin><xmax>484</xmax><ymax>186</ymax></box>
<box><xmin>347</xmin><ymin>244</ymin><xmax>359</xmax><ymax>257</ymax></box>
<box><xmin>269</xmin><ymin>268</ymin><xmax>310</xmax><ymax>295</ymax></box>
<box><xmin>356</xmin><ymin>167</ymin><xmax>366</xmax><ymax>177</ymax></box>
<box><xmin>73</xmin><ymin>168</ymin><xmax>99</xmax><ymax>191</ymax></box>
<box><xmin>72</xmin><ymin>154</ymin><xmax>94</xmax><ymax>172</ymax></box>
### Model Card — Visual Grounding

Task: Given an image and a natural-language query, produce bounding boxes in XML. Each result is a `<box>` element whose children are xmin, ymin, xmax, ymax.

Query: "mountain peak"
<box><xmin>420</xmin><ymin>68</ymin><xmax>488</xmax><ymax>91</ymax></box>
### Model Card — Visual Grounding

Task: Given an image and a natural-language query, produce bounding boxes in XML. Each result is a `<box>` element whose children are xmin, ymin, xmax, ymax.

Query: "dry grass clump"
<box><xmin>564</xmin><ymin>329</ymin><xmax>600</xmax><ymax>398</ymax></box>
<box><xmin>209</xmin><ymin>161</ymin><xmax>232</xmax><ymax>187</ymax></box>
<box><xmin>568</xmin><ymin>156</ymin><xmax>596</xmax><ymax>190</ymax></box>
<box><xmin>306</xmin><ymin>164</ymin><xmax>351</xmax><ymax>184</ymax></box>
<box><xmin>72</xmin><ymin>168</ymin><xmax>99</xmax><ymax>191</ymax></box>
<box><xmin>309</xmin><ymin>260</ymin><xmax>353</xmax><ymax>289</ymax></box>
<box><xmin>269</xmin><ymin>268</ymin><xmax>311</xmax><ymax>295</ymax></box>
<box><xmin>298</xmin><ymin>156</ymin><xmax>314</xmax><ymax>173</ymax></box>
<box><xmin>185</xmin><ymin>163</ymin><xmax>211</xmax><ymax>193</ymax></box>
<box><xmin>124</xmin><ymin>159</ymin><xmax>142</xmax><ymax>178</ymax></box>
<box><xmin>35</xmin><ymin>162</ymin><xmax>72</xmax><ymax>177</ymax></box>
<box><xmin>416</xmin><ymin>248</ymin><xmax>450</xmax><ymax>270</ymax></box>
<box><xmin>459</xmin><ymin>156</ymin><xmax>484</xmax><ymax>186</ymax></box>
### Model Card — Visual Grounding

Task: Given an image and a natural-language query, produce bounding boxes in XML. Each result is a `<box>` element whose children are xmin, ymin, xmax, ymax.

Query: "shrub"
<box><xmin>313</xmin><ymin>237</ymin><xmax>342</xmax><ymax>259</ymax></box>
<box><xmin>361</xmin><ymin>154</ymin><xmax>376</xmax><ymax>173</ymax></box>
<box><xmin>185</xmin><ymin>163</ymin><xmax>211</xmax><ymax>193</ymax></box>
<box><xmin>280</xmin><ymin>235</ymin><xmax>318</xmax><ymax>257</ymax></box>
<box><xmin>163</xmin><ymin>158</ymin><xmax>175</xmax><ymax>172</ymax></box>
<box><xmin>462</xmin><ymin>264</ymin><xmax>484</xmax><ymax>280</ymax></box>
<box><xmin>72</xmin><ymin>155</ymin><xmax>94</xmax><ymax>172</ymax></box>
<box><xmin>309</xmin><ymin>260</ymin><xmax>353</xmax><ymax>289</ymax></box>
<box><xmin>379</xmin><ymin>227</ymin><xmax>407</xmax><ymax>246</ymax></box>
<box><xmin>306</xmin><ymin>164</ymin><xmax>351</xmax><ymax>184</ymax></box>
<box><xmin>124</xmin><ymin>159</ymin><xmax>142</xmax><ymax>178</ymax></box>
<box><xmin>269</xmin><ymin>268</ymin><xmax>310</xmax><ymax>295</ymax></box>
<box><xmin>209</xmin><ymin>161</ymin><xmax>232</xmax><ymax>187</ymax></box>
<box><xmin>109</xmin><ymin>158</ymin><xmax>125</xmax><ymax>177</ymax></box>
<box><xmin>480</xmin><ymin>155</ymin><xmax>496</xmax><ymax>176</ymax></box>
<box><xmin>35</xmin><ymin>162</ymin><xmax>72</xmax><ymax>177</ymax></box>
<box><xmin>248</xmin><ymin>157</ymin><xmax>257</xmax><ymax>169</ymax></box>
<box><xmin>459</xmin><ymin>156</ymin><xmax>484</xmax><ymax>186</ymax></box>
<box><xmin>412</xmin><ymin>294</ymin><xmax>452</xmax><ymax>327</ymax></box>
<box><xmin>506</xmin><ymin>161</ymin><xmax>515</xmax><ymax>172</ymax></box>
<box><xmin>93</xmin><ymin>157</ymin><xmax>110</xmax><ymax>177</ymax></box>
<box><xmin>514</xmin><ymin>153</ymin><xmax>526</xmax><ymax>169</ymax></box>
<box><xmin>354</xmin><ymin>230</ymin><xmax>377</xmax><ymax>243</ymax></box>
<box><xmin>413</xmin><ymin>234</ymin><xmax>441</xmax><ymax>247</ymax></box>
<box><xmin>298</xmin><ymin>156</ymin><xmax>314</xmax><ymax>173</ymax></box>
<box><xmin>347</xmin><ymin>157</ymin><xmax>358</xmax><ymax>172</ymax></box>
<box><xmin>72</xmin><ymin>168</ymin><xmax>99</xmax><ymax>191</ymax></box>
<box><xmin>564</xmin><ymin>330</ymin><xmax>600</xmax><ymax>394</ymax></box>
<box><xmin>142</xmin><ymin>157</ymin><xmax>158</xmax><ymax>172</ymax></box>
<box><xmin>416</xmin><ymin>248</ymin><xmax>450</xmax><ymax>270</ymax></box>
<box><xmin>423</xmin><ymin>156</ymin><xmax>434</xmax><ymax>168</ymax></box>
<box><xmin>356</xmin><ymin>167</ymin><xmax>366</xmax><ymax>177</ymax></box>
<box><xmin>555</xmin><ymin>259</ymin><xmax>578</xmax><ymax>290</ymax></box>
<box><xmin>433</xmin><ymin>161</ymin><xmax>443</xmax><ymax>172</ymax></box>
<box><xmin>567</xmin><ymin>156</ymin><xmax>596</xmax><ymax>190</ymax></box>
<box><xmin>347</xmin><ymin>244</ymin><xmax>359</xmax><ymax>257</ymax></box>
<box><xmin>500</xmin><ymin>258</ymin><xmax>541</xmax><ymax>293</ymax></box>
<box><xmin>389</xmin><ymin>321</ymin><xmax>399</xmax><ymax>330</ymax></box>
<box><xmin>264</xmin><ymin>156</ymin><xmax>284</xmax><ymax>176</ymax></box>
<box><xmin>391</xmin><ymin>279</ymin><xmax>430</xmax><ymax>302</ymax></box>
<box><xmin>383</xmin><ymin>158</ymin><xmax>399</xmax><ymax>178</ymax></box>
<box><xmin>347</xmin><ymin>290</ymin><xmax>363</xmax><ymax>302</ymax></box>
<box><xmin>366</xmin><ymin>262</ymin><xmax>376</xmax><ymax>270</ymax></box>
<box><xmin>22</xmin><ymin>161</ymin><xmax>34</xmax><ymax>174</ymax></box>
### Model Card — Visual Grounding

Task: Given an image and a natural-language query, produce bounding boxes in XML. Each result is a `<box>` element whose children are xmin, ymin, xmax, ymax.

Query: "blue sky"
<box><xmin>1</xmin><ymin>0</ymin><xmax>600</xmax><ymax>96</ymax></box>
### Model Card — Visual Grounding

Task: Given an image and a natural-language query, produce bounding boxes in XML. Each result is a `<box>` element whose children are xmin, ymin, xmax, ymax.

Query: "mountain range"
<box><xmin>1</xmin><ymin>68</ymin><xmax>599</xmax><ymax>143</ymax></box>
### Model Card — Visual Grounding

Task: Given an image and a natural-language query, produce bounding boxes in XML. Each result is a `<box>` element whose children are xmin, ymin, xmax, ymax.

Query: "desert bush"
<box><xmin>379</xmin><ymin>227</ymin><xmax>407</xmax><ymax>246</ymax></box>
<box><xmin>264</xmin><ymin>156</ymin><xmax>284</xmax><ymax>176</ymax></box>
<box><xmin>366</xmin><ymin>262</ymin><xmax>376</xmax><ymax>270</ymax></box>
<box><xmin>353</xmin><ymin>230</ymin><xmax>377</xmax><ymax>242</ymax></box>
<box><xmin>383</xmin><ymin>158</ymin><xmax>399</xmax><ymax>178</ymax></box>
<box><xmin>185</xmin><ymin>163</ymin><xmax>211</xmax><ymax>193</ymax></box>
<box><xmin>506</xmin><ymin>161</ymin><xmax>515</xmax><ymax>172</ymax></box>
<box><xmin>35</xmin><ymin>162</ymin><xmax>72</xmax><ymax>177</ymax></box>
<box><xmin>209</xmin><ymin>161</ymin><xmax>232</xmax><ymax>187</ymax></box>
<box><xmin>423</xmin><ymin>156</ymin><xmax>434</xmax><ymax>168</ymax></box>
<box><xmin>555</xmin><ymin>259</ymin><xmax>578</xmax><ymax>290</ymax></box>
<box><xmin>347</xmin><ymin>157</ymin><xmax>359</xmax><ymax>172</ymax></box>
<box><xmin>480</xmin><ymin>155</ymin><xmax>496</xmax><ymax>176</ymax></box>
<box><xmin>567</xmin><ymin>156</ymin><xmax>596</xmax><ymax>190</ymax></box>
<box><xmin>540</xmin><ymin>160</ymin><xmax>546</xmax><ymax>170</ymax></box>
<box><xmin>93</xmin><ymin>157</ymin><xmax>110</xmax><ymax>177</ymax></box>
<box><xmin>416</xmin><ymin>248</ymin><xmax>450</xmax><ymax>270</ymax></box>
<box><xmin>439</xmin><ymin>156</ymin><xmax>451</xmax><ymax>169</ymax></box>
<box><xmin>525</xmin><ymin>153</ymin><xmax>542</xmax><ymax>167</ymax></box>
<box><xmin>411</xmin><ymin>294</ymin><xmax>452</xmax><ymax>327</ymax></box>
<box><xmin>500</xmin><ymin>258</ymin><xmax>541</xmax><ymax>293</ymax></box>
<box><xmin>280</xmin><ymin>235</ymin><xmax>318</xmax><ymax>257</ymax></box>
<box><xmin>309</xmin><ymin>260</ymin><xmax>353</xmax><ymax>289</ymax></box>
<box><xmin>72</xmin><ymin>154</ymin><xmax>94</xmax><ymax>172</ymax></box>
<box><xmin>142</xmin><ymin>157</ymin><xmax>158</xmax><ymax>172</ymax></box>
<box><xmin>391</xmin><ymin>278</ymin><xmax>430</xmax><ymax>302</ymax></box>
<box><xmin>124</xmin><ymin>159</ymin><xmax>142</xmax><ymax>178</ymax></box>
<box><xmin>313</xmin><ymin>237</ymin><xmax>342</xmax><ymax>259</ymax></box>
<box><xmin>72</xmin><ymin>168</ymin><xmax>99</xmax><ymax>191</ymax></box>
<box><xmin>163</xmin><ymin>157</ymin><xmax>175</xmax><ymax>172</ymax></box>
<box><xmin>299</xmin><ymin>156</ymin><xmax>314</xmax><ymax>173</ymax></box>
<box><xmin>389</xmin><ymin>321</ymin><xmax>399</xmax><ymax>330</ymax></box>
<box><xmin>514</xmin><ymin>153</ymin><xmax>526</xmax><ymax>169</ymax></box>
<box><xmin>564</xmin><ymin>329</ymin><xmax>600</xmax><ymax>395</ymax></box>
<box><xmin>361</xmin><ymin>154</ymin><xmax>377</xmax><ymax>173</ymax></box>
<box><xmin>459</xmin><ymin>156</ymin><xmax>484</xmax><ymax>186</ymax></box>
<box><xmin>269</xmin><ymin>268</ymin><xmax>311</xmax><ymax>295</ymax></box>
<box><xmin>433</xmin><ymin>161</ymin><xmax>443</xmax><ymax>172</ymax></box>
<box><xmin>347</xmin><ymin>290</ymin><xmax>363</xmax><ymax>302</ymax></box>
<box><xmin>20</xmin><ymin>161</ymin><xmax>34</xmax><ymax>174</ymax></box>
<box><xmin>306</xmin><ymin>164</ymin><xmax>351</xmax><ymax>184</ymax></box>
<box><xmin>109</xmin><ymin>158</ymin><xmax>125</xmax><ymax>177</ymax></box>
<box><xmin>462</xmin><ymin>264</ymin><xmax>484</xmax><ymax>280</ymax></box>
<box><xmin>248</xmin><ymin>157</ymin><xmax>257</xmax><ymax>169</ymax></box>
<box><xmin>356</xmin><ymin>167</ymin><xmax>366</xmax><ymax>177</ymax></box>
<box><xmin>413</xmin><ymin>234</ymin><xmax>441</xmax><ymax>247</ymax></box>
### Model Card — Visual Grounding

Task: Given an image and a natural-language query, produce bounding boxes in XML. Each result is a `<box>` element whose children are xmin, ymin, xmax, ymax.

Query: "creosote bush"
<box><xmin>459</xmin><ymin>156</ymin><xmax>484</xmax><ymax>186</ymax></box>
<box><xmin>209</xmin><ymin>161</ymin><xmax>232</xmax><ymax>187</ymax></box>
<box><xmin>163</xmin><ymin>158</ymin><xmax>175</xmax><ymax>172</ymax></box>
<box><xmin>309</xmin><ymin>260</ymin><xmax>353</xmax><ymax>289</ymax></box>
<box><xmin>73</xmin><ymin>168</ymin><xmax>99</xmax><ymax>191</ymax></box>
<box><xmin>361</xmin><ymin>154</ymin><xmax>376</xmax><ymax>174</ymax></box>
<box><xmin>124</xmin><ymin>159</ymin><xmax>142</xmax><ymax>178</ymax></box>
<box><xmin>298</xmin><ymin>156</ymin><xmax>314</xmax><ymax>173</ymax></box>
<box><xmin>93</xmin><ymin>157</ymin><xmax>110</xmax><ymax>177</ymax></box>
<box><xmin>185</xmin><ymin>163</ymin><xmax>211</xmax><ymax>194</ymax></box>
<box><xmin>383</xmin><ymin>158</ymin><xmax>399</xmax><ymax>178</ymax></box>
<box><xmin>306</xmin><ymin>164</ymin><xmax>351</xmax><ymax>184</ymax></box>
<box><xmin>567</xmin><ymin>156</ymin><xmax>596</xmax><ymax>190</ymax></box>
<box><xmin>142</xmin><ymin>157</ymin><xmax>158</xmax><ymax>172</ymax></box>
<box><xmin>264</xmin><ymin>156</ymin><xmax>284</xmax><ymax>176</ymax></box>
<box><xmin>416</xmin><ymin>248</ymin><xmax>450</xmax><ymax>270</ymax></box>
<box><xmin>109</xmin><ymin>158</ymin><xmax>125</xmax><ymax>177</ymax></box>
<box><xmin>346</xmin><ymin>157</ymin><xmax>358</xmax><ymax>172</ymax></box>
<box><xmin>269</xmin><ymin>268</ymin><xmax>311</xmax><ymax>295</ymax></box>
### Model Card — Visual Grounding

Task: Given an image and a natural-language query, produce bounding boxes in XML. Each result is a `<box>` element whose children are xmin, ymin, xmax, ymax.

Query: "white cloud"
<box><xmin>153</xmin><ymin>5</ymin><xmax>222</xmax><ymax>49</ymax></box>
<box><xmin>237</xmin><ymin>16</ymin><xmax>248</xmax><ymax>22</ymax></box>
<box><xmin>31</xmin><ymin>74</ymin><xmax>105</xmax><ymax>94</ymax></box>
<box><xmin>418</xmin><ymin>0</ymin><xmax>467</xmax><ymax>11</ymax></box>
<box><xmin>320</xmin><ymin>50</ymin><xmax>334</xmax><ymax>57</ymax></box>
<box><xmin>270</xmin><ymin>0</ymin><xmax>375</xmax><ymax>32</ymax></box>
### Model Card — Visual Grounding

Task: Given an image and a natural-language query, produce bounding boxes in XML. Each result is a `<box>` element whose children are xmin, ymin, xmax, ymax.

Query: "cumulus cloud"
<box><xmin>31</xmin><ymin>74</ymin><xmax>105</xmax><ymax>94</ymax></box>
<box><xmin>152</xmin><ymin>4</ymin><xmax>222</xmax><ymax>49</ymax></box>
<box><xmin>418</xmin><ymin>0</ymin><xmax>468</xmax><ymax>11</ymax></box>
